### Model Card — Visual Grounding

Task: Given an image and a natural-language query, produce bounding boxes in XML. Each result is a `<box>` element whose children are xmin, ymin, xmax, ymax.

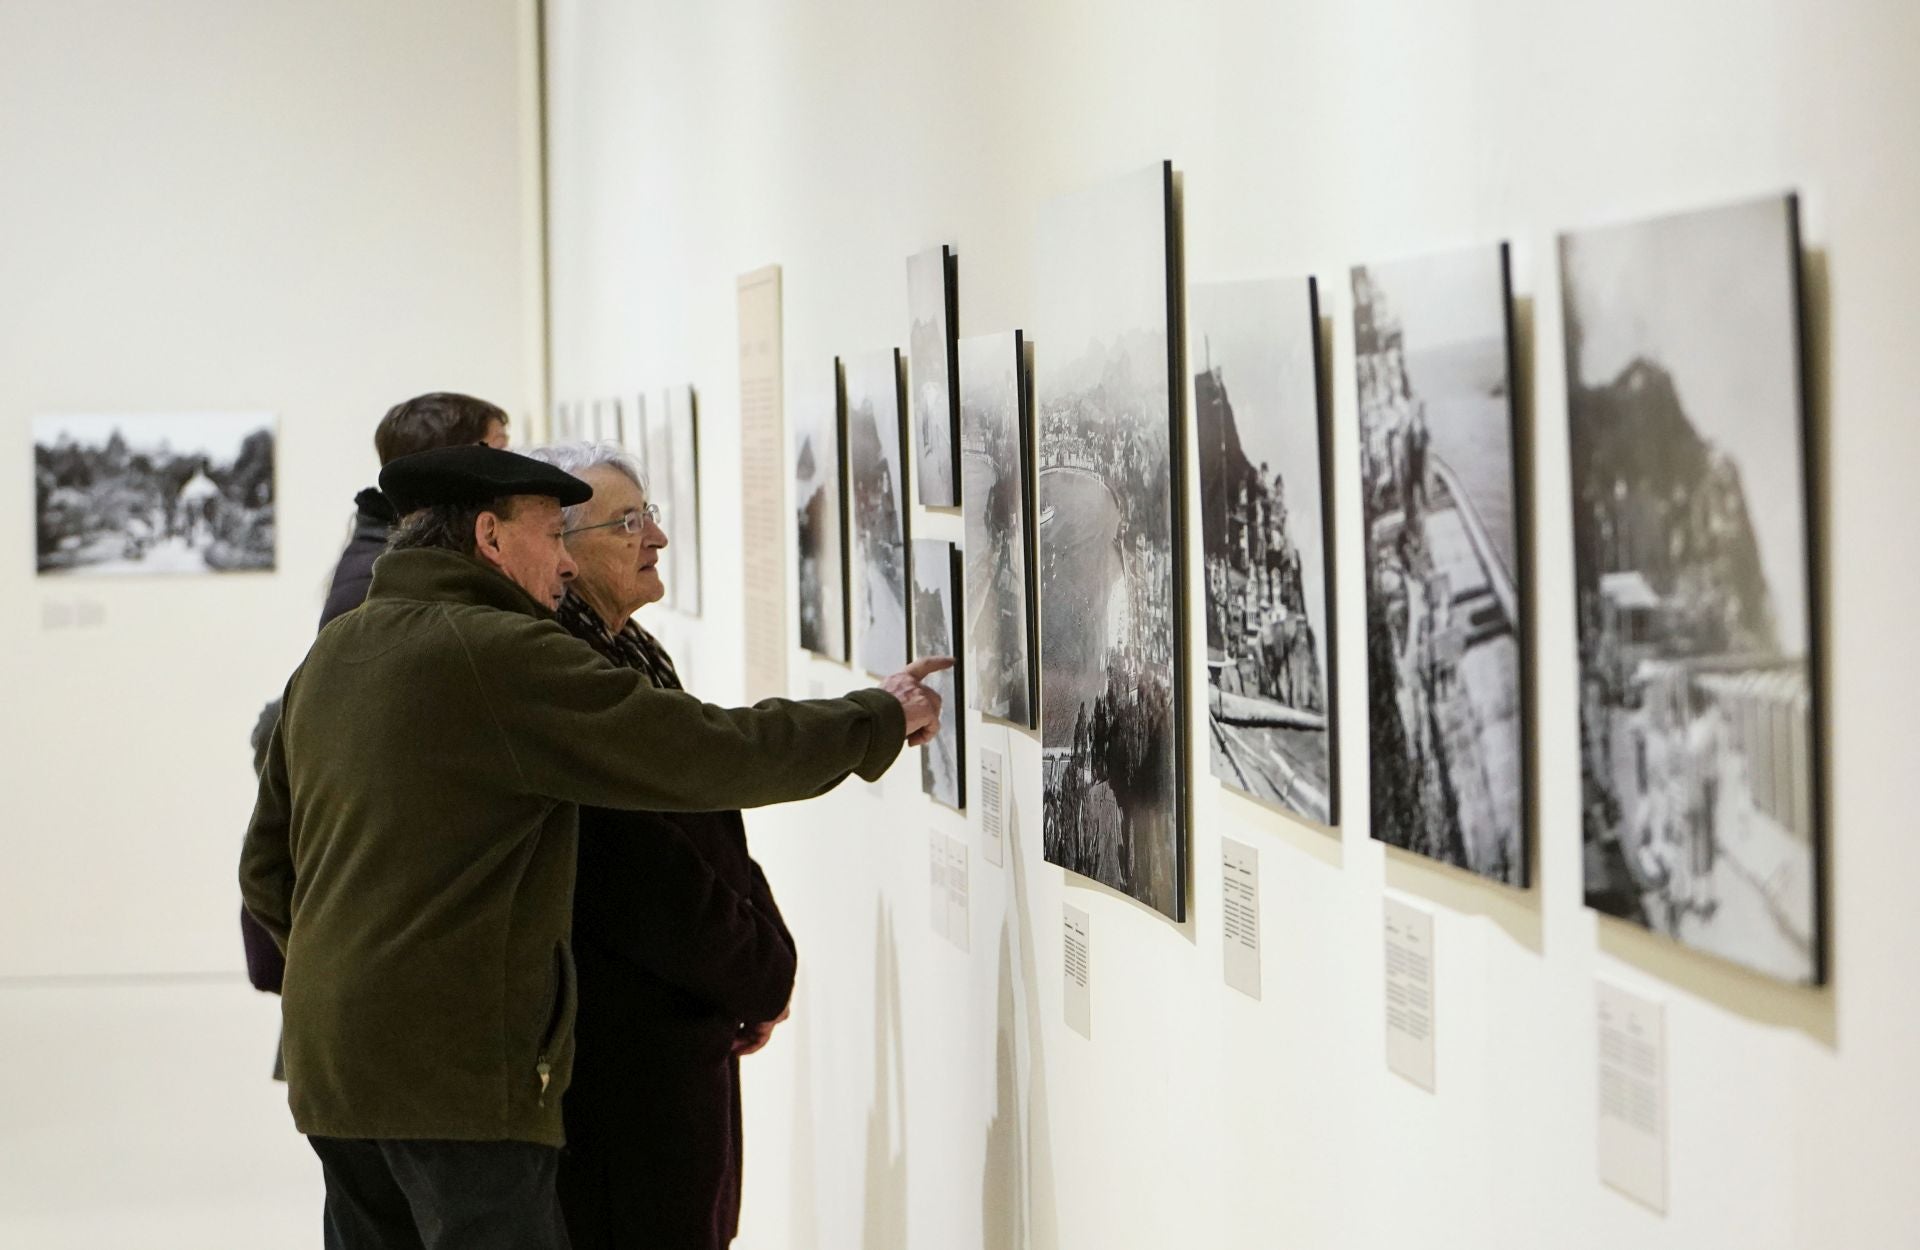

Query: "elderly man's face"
<box><xmin>476</xmin><ymin>496</ymin><xmax>575</xmax><ymax>609</ymax></box>
<box><xmin>567</xmin><ymin>465</ymin><xmax>668</xmax><ymax>621</ymax></box>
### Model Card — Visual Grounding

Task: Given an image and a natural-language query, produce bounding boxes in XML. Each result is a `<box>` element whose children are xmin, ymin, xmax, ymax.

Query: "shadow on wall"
<box><xmin>998</xmin><ymin>766</ymin><xmax>1061</xmax><ymax>1250</ymax></box>
<box><xmin>863</xmin><ymin>901</ymin><xmax>908</xmax><ymax>1250</ymax></box>
<box><xmin>786</xmin><ymin>969</ymin><xmax>820</xmax><ymax>1250</ymax></box>
<box><xmin>981</xmin><ymin>920</ymin><xmax>1024</xmax><ymax>1249</ymax></box>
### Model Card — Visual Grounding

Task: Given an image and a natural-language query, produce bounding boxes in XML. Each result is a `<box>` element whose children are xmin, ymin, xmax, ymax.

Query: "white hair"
<box><xmin>521</xmin><ymin>441</ymin><xmax>648</xmax><ymax>528</ymax></box>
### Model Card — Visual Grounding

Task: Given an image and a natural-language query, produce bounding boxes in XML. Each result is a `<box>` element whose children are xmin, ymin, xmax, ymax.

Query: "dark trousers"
<box><xmin>309</xmin><ymin>1136</ymin><xmax>571</xmax><ymax>1250</ymax></box>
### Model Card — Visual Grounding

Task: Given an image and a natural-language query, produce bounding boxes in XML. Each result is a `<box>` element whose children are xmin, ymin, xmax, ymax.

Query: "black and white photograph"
<box><xmin>960</xmin><ymin>329</ymin><xmax>1037</xmax><ymax>729</ymax></box>
<box><xmin>619</xmin><ymin>393</ymin><xmax>648</xmax><ymax>467</ymax></box>
<box><xmin>1352</xmin><ymin>244</ymin><xmax>1526</xmax><ymax>886</ymax></box>
<box><xmin>1036</xmin><ymin>161</ymin><xmax>1187</xmax><ymax>921</ymax></box>
<box><xmin>667</xmin><ymin>384</ymin><xmax>701</xmax><ymax>616</ymax></box>
<box><xmin>913</xmin><ymin>539</ymin><xmax>966</xmax><ymax>810</ymax></box>
<box><xmin>845</xmin><ymin>348</ymin><xmax>911</xmax><ymax>676</ymax></box>
<box><xmin>646</xmin><ymin>386</ymin><xmax>672</xmax><ymax>529</ymax></box>
<box><xmin>908</xmin><ymin>243</ymin><xmax>960</xmax><ymax>508</ymax></box>
<box><xmin>1192</xmin><ymin>277</ymin><xmax>1337</xmax><ymax>826</ymax></box>
<box><xmin>794</xmin><ymin>366</ymin><xmax>848</xmax><ymax>661</ymax></box>
<box><xmin>1562</xmin><ymin>194</ymin><xmax>1822</xmax><ymax>984</ymax></box>
<box><xmin>35</xmin><ymin>412</ymin><xmax>276</xmax><ymax>575</ymax></box>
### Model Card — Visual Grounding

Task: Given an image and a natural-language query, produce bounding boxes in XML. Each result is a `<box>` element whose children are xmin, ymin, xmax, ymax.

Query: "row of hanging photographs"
<box><xmin>799</xmin><ymin>162</ymin><xmax>1825</xmax><ymax>990</ymax></box>
<box><xmin>553</xmin><ymin>386</ymin><xmax>704</xmax><ymax>618</ymax></box>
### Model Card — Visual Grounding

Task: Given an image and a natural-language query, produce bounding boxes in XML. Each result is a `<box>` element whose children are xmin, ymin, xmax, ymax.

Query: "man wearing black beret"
<box><xmin>240</xmin><ymin>437</ymin><xmax>948</xmax><ymax>1249</ymax></box>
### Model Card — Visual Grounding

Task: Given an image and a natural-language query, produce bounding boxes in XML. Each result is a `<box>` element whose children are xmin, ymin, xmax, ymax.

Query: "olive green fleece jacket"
<box><xmin>239</xmin><ymin>547</ymin><xmax>904</xmax><ymax>1147</ymax></box>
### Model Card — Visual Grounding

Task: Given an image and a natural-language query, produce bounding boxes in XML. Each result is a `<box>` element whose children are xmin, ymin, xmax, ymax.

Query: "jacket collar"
<box><xmin>366</xmin><ymin>547</ymin><xmax>550</xmax><ymax>619</ymax></box>
<box><xmin>353</xmin><ymin>486</ymin><xmax>399</xmax><ymax>526</ymax></box>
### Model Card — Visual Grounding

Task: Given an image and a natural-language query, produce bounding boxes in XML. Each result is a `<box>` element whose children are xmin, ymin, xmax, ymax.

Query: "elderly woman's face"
<box><xmin>567</xmin><ymin>465</ymin><xmax>668</xmax><ymax>618</ymax></box>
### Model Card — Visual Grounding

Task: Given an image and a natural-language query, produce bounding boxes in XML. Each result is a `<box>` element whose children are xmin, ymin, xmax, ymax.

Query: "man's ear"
<box><xmin>472</xmin><ymin>510</ymin><xmax>505</xmax><ymax>568</ymax></box>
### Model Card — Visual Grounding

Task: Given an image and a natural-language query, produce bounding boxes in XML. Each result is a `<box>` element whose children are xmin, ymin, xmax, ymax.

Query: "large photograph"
<box><xmin>1352</xmin><ymin>245</ymin><xmax>1526</xmax><ymax>886</ymax></box>
<box><xmin>1562</xmin><ymin>194</ymin><xmax>1822</xmax><ymax>984</ymax></box>
<box><xmin>846</xmin><ymin>348</ymin><xmax>911</xmax><ymax>676</ymax></box>
<box><xmin>794</xmin><ymin>367</ymin><xmax>848</xmax><ymax>661</ymax></box>
<box><xmin>1037</xmin><ymin>162</ymin><xmax>1187</xmax><ymax>921</ymax></box>
<box><xmin>912</xmin><ymin>539</ymin><xmax>966</xmax><ymax>810</ymax></box>
<box><xmin>960</xmin><ymin>330</ymin><xmax>1037</xmax><ymax>728</ymax></box>
<box><xmin>667</xmin><ymin>385</ymin><xmax>702</xmax><ymax>615</ymax></box>
<box><xmin>35</xmin><ymin>412</ymin><xmax>276</xmax><ymax>575</ymax></box>
<box><xmin>908</xmin><ymin>244</ymin><xmax>960</xmax><ymax>508</ymax></box>
<box><xmin>1192</xmin><ymin>277</ymin><xmax>1337</xmax><ymax>825</ymax></box>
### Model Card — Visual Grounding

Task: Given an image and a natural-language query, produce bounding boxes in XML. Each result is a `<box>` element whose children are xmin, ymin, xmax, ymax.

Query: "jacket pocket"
<box><xmin>536</xmin><ymin>938</ymin><xmax>577</xmax><ymax>1106</ymax></box>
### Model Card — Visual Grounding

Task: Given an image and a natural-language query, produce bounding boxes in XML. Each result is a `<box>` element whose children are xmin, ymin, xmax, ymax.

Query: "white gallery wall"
<box><xmin>546</xmin><ymin>2</ymin><xmax>1920</xmax><ymax>1248</ymax></box>
<box><xmin>0</xmin><ymin>1</ymin><xmax>541</xmax><ymax>1243</ymax></box>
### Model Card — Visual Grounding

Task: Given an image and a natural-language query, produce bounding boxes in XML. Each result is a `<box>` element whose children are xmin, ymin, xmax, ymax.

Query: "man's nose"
<box><xmin>558</xmin><ymin>550</ymin><xmax>578</xmax><ymax>580</ymax></box>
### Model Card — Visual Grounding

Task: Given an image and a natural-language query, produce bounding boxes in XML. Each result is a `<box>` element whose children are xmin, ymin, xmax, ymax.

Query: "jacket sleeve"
<box><xmin>575</xmin><ymin>814</ymin><xmax>797</xmax><ymax>1025</ymax></box>
<box><xmin>746</xmin><ymin>858</ymin><xmax>797</xmax><ymax>964</ymax></box>
<box><xmin>466</xmin><ymin>616</ymin><xmax>907</xmax><ymax>812</ymax></box>
<box><xmin>238</xmin><ymin>700</ymin><xmax>296</xmax><ymax>955</ymax></box>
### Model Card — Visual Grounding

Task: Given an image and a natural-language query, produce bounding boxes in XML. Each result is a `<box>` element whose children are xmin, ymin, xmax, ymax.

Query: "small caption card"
<box><xmin>1063</xmin><ymin>903</ymin><xmax>1092</xmax><ymax>1039</ymax></box>
<box><xmin>1383</xmin><ymin>898</ymin><xmax>1436</xmax><ymax>1092</ymax></box>
<box><xmin>1221</xmin><ymin>837</ymin><xmax>1261</xmax><ymax>999</ymax></box>
<box><xmin>980</xmin><ymin>747</ymin><xmax>1005</xmax><ymax>867</ymax></box>
<box><xmin>1596</xmin><ymin>980</ymin><xmax>1668</xmax><ymax>1213</ymax></box>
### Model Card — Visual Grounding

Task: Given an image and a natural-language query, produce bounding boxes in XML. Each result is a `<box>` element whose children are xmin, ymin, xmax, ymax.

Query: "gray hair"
<box><xmin>520</xmin><ymin>441</ymin><xmax>648</xmax><ymax>529</ymax></box>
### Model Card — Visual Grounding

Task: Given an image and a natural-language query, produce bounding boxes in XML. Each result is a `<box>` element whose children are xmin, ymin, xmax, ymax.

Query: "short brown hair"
<box><xmin>374</xmin><ymin>393</ymin><xmax>510</xmax><ymax>465</ymax></box>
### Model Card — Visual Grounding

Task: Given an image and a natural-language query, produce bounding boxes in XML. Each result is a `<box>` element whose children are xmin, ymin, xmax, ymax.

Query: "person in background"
<box><xmin>241</xmin><ymin>441</ymin><xmax>948</xmax><ymax>1249</ymax></box>
<box><xmin>242</xmin><ymin>393</ymin><xmax>513</xmax><ymax>1006</ymax></box>
<box><xmin>524</xmin><ymin>442</ymin><xmax>786</xmax><ymax>1249</ymax></box>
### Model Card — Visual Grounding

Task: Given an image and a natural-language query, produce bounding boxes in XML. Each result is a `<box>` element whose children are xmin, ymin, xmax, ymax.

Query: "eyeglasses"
<box><xmin>562</xmin><ymin>503</ymin><xmax>660</xmax><ymax>538</ymax></box>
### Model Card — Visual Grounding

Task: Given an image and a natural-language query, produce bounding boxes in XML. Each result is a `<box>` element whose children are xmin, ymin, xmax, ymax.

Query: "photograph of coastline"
<box><xmin>1192</xmin><ymin>276</ymin><xmax>1337</xmax><ymax>825</ymax></box>
<box><xmin>1352</xmin><ymin>244</ymin><xmax>1526</xmax><ymax>885</ymax></box>
<box><xmin>1562</xmin><ymin>194</ymin><xmax>1822</xmax><ymax>984</ymax></box>
<box><xmin>913</xmin><ymin>539</ymin><xmax>966</xmax><ymax>810</ymax></box>
<box><xmin>794</xmin><ymin>366</ymin><xmax>848</xmax><ymax>661</ymax></box>
<box><xmin>909</xmin><ymin>244</ymin><xmax>960</xmax><ymax>508</ymax></box>
<box><xmin>1036</xmin><ymin>161</ymin><xmax>1186</xmax><ymax>921</ymax></box>
<box><xmin>846</xmin><ymin>348</ymin><xmax>911</xmax><ymax>676</ymax></box>
<box><xmin>960</xmin><ymin>329</ymin><xmax>1036</xmax><ymax>728</ymax></box>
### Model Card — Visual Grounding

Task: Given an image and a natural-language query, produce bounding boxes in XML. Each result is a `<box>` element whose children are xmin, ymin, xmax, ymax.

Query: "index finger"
<box><xmin>903</xmin><ymin>655</ymin><xmax>955</xmax><ymax>680</ymax></box>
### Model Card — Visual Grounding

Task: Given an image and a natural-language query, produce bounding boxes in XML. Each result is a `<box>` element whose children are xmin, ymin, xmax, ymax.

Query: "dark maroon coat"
<box><xmin>557</xmin><ymin>804</ymin><xmax>796</xmax><ymax>1250</ymax></box>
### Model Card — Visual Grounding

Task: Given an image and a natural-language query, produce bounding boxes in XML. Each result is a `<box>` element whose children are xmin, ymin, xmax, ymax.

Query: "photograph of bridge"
<box><xmin>959</xmin><ymin>329</ymin><xmax>1036</xmax><ymax>728</ymax></box>
<box><xmin>909</xmin><ymin>244</ymin><xmax>960</xmax><ymax>508</ymax></box>
<box><xmin>1036</xmin><ymin>161</ymin><xmax>1186</xmax><ymax>921</ymax></box>
<box><xmin>1192</xmin><ymin>276</ymin><xmax>1337</xmax><ymax>826</ymax></box>
<box><xmin>845</xmin><ymin>348</ymin><xmax>910</xmax><ymax>677</ymax></box>
<box><xmin>1562</xmin><ymin>194</ymin><xmax>1823</xmax><ymax>984</ymax></box>
<box><xmin>1352</xmin><ymin>244</ymin><xmax>1527</xmax><ymax>886</ymax></box>
<box><xmin>913</xmin><ymin>539</ymin><xmax>966</xmax><ymax>810</ymax></box>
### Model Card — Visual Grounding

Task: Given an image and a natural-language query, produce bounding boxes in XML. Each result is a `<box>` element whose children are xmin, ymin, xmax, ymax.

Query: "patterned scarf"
<box><xmin>554</xmin><ymin>589</ymin><xmax>683</xmax><ymax>692</ymax></box>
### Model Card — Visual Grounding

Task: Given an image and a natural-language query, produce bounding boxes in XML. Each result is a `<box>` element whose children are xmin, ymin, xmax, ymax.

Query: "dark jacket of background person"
<box><xmin>555</xmin><ymin>609</ymin><xmax>795</xmax><ymax>1250</ymax></box>
<box><xmin>239</xmin><ymin>547</ymin><xmax>905</xmax><ymax>1148</ymax></box>
<box><xmin>239</xmin><ymin>484</ymin><xmax>397</xmax><ymax>994</ymax></box>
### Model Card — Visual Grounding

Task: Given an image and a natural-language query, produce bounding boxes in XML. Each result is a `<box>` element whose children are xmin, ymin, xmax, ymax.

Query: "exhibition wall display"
<box><xmin>912</xmin><ymin>538</ymin><xmax>966</xmax><ymax>811</ymax></box>
<box><xmin>666</xmin><ymin>383</ymin><xmax>702</xmax><ymax>615</ymax></box>
<box><xmin>958</xmin><ymin>328</ymin><xmax>1037</xmax><ymax>729</ymax></box>
<box><xmin>1191</xmin><ymin>277</ymin><xmax>1338</xmax><ymax>826</ymax></box>
<box><xmin>907</xmin><ymin>244</ymin><xmax>960</xmax><ymax>509</ymax></box>
<box><xmin>1036</xmin><ymin>161</ymin><xmax>1188</xmax><ymax>922</ymax></box>
<box><xmin>793</xmin><ymin>363</ymin><xmax>849</xmax><ymax>662</ymax></box>
<box><xmin>1352</xmin><ymin>245</ymin><xmax>1529</xmax><ymax>887</ymax></box>
<box><xmin>1561</xmin><ymin>193</ymin><xmax>1824</xmax><ymax>985</ymax></box>
<box><xmin>845</xmin><ymin>347</ymin><xmax>911</xmax><ymax>677</ymax></box>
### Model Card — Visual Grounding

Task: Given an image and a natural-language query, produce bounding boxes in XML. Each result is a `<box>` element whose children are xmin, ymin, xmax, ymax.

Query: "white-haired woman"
<box><xmin>523</xmin><ymin>442</ymin><xmax>795</xmax><ymax>1250</ymax></box>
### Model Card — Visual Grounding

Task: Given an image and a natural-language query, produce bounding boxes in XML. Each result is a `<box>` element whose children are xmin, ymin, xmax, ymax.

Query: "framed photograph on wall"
<box><xmin>794</xmin><ymin>363</ymin><xmax>849</xmax><ymax>662</ymax></box>
<box><xmin>1192</xmin><ymin>276</ymin><xmax>1338</xmax><ymax>826</ymax></box>
<box><xmin>1561</xmin><ymin>193</ymin><xmax>1824</xmax><ymax>985</ymax></box>
<box><xmin>913</xmin><ymin>539</ymin><xmax>966</xmax><ymax>810</ymax></box>
<box><xmin>908</xmin><ymin>243</ymin><xmax>961</xmax><ymax>508</ymax></box>
<box><xmin>666</xmin><ymin>384</ymin><xmax>701</xmax><ymax>616</ymax></box>
<box><xmin>1352</xmin><ymin>243</ymin><xmax>1527</xmax><ymax>887</ymax></box>
<box><xmin>959</xmin><ymin>329</ymin><xmax>1037</xmax><ymax>729</ymax></box>
<box><xmin>1036</xmin><ymin>161</ymin><xmax>1188</xmax><ymax>922</ymax></box>
<box><xmin>35</xmin><ymin>412</ymin><xmax>277</xmax><ymax>575</ymax></box>
<box><xmin>845</xmin><ymin>348</ymin><xmax>911</xmax><ymax>677</ymax></box>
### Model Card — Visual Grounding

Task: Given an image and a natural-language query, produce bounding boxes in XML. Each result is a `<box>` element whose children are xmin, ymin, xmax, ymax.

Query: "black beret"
<box><xmin>379</xmin><ymin>445</ymin><xmax>593</xmax><ymax>513</ymax></box>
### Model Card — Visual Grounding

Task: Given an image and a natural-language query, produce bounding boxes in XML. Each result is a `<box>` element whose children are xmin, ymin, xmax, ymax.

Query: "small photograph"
<box><xmin>646</xmin><ymin>388</ymin><xmax>672</xmax><ymax>530</ymax></box>
<box><xmin>35</xmin><ymin>412</ymin><xmax>276</xmax><ymax>575</ymax></box>
<box><xmin>845</xmin><ymin>348</ymin><xmax>911</xmax><ymax>677</ymax></box>
<box><xmin>1036</xmin><ymin>161</ymin><xmax>1187</xmax><ymax>921</ymax></box>
<box><xmin>908</xmin><ymin>244</ymin><xmax>960</xmax><ymax>507</ymax></box>
<box><xmin>666</xmin><ymin>385</ymin><xmax>701</xmax><ymax>616</ymax></box>
<box><xmin>1352</xmin><ymin>243</ymin><xmax>1526</xmax><ymax>886</ymax></box>
<box><xmin>1192</xmin><ymin>276</ymin><xmax>1337</xmax><ymax>826</ymax></box>
<box><xmin>794</xmin><ymin>366</ymin><xmax>848</xmax><ymax>661</ymax></box>
<box><xmin>912</xmin><ymin>539</ymin><xmax>966</xmax><ymax>810</ymax></box>
<box><xmin>619</xmin><ymin>393</ymin><xmax>648</xmax><ymax>466</ymax></box>
<box><xmin>1562</xmin><ymin>193</ymin><xmax>1823</xmax><ymax>984</ymax></box>
<box><xmin>959</xmin><ymin>329</ymin><xmax>1036</xmax><ymax>728</ymax></box>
